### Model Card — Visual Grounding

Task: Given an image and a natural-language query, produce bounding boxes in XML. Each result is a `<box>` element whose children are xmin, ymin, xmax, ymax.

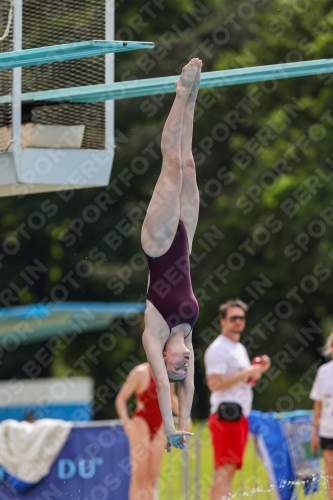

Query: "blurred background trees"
<box><xmin>1</xmin><ymin>0</ymin><xmax>333</xmax><ymax>419</ymax></box>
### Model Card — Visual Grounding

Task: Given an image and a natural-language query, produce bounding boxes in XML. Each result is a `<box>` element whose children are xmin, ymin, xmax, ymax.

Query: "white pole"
<box><xmin>105</xmin><ymin>0</ymin><xmax>114</xmax><ymax>155</ymax></box>
<box><xmin>12</xmin><ymin>0</ymin><xmax>22</xmax><ymax>177</ymax></box>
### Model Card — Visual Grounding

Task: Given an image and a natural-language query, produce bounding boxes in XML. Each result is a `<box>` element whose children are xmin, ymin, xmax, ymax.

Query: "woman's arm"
<box><xmin>143</xmin><ymin>329</ymin><xmax>193</xmax><ymax>449</ymax></box>
<box><xmin>170</xmin><ymin>383</ymin><xmax>179</xmax><ymax>415</ymax></box>
<box><xmin>311</xmin><ymin>400</ymin><xmax>322</xmax><ymax>456</ymax></box>
<box><xmin>142</xmin><ymin>329</ymin><xmax>176</xmax><ymax>437</ymax></box>
<box><xmin>170</xmin><ymin>383</ymin><xmax>193</xmax><ymax>430</ymax></box>
<box><xmin>177</xmin><ymin>336</ymin><xmax>195</xmax><ymax>432</ymax></box>
<box><xmin>115</xmin><ymin>367</ymin><xmax>143</xmax><ymax>427</ymax></box>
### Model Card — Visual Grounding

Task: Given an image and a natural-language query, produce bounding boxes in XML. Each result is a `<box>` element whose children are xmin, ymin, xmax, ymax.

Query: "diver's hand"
<box><xmin>165</xmin><ymin>429</ymin><xmax>194</xmax><ymax>452</ymax></box>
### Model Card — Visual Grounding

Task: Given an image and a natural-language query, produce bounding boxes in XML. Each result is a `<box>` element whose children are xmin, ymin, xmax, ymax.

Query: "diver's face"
<box><xmin>163</xmin><ymin>349</ymin><xmax>190</xmax><ymax>381</ymax></box>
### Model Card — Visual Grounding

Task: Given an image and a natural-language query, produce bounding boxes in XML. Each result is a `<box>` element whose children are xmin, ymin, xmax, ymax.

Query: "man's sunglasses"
<box><xmin>228</xmin><ymin>315</ymin><xmax>246</xmax><ymax>322</ymax></box>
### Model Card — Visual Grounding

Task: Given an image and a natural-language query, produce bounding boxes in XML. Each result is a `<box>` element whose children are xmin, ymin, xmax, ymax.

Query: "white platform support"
<box><xmin>12</xmin><ymin>0</ymin><xmax>22</xmax><ymax>189</ymax></box>
<box><xmin>0</xmin><ymin>0</ymin><xmax>116</xmax><ymax>198</ymax></box>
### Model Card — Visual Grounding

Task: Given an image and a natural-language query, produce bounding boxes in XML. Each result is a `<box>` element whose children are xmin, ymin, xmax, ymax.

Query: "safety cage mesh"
<box><xmin>0</xmin><ymin>0</ymin><xmax>106</xmax><ymax>150</ymax></box>
<box><xmin>0</xmin><ymin>0</ymin><xmax>13</xmax><ymax>131</ymax></box>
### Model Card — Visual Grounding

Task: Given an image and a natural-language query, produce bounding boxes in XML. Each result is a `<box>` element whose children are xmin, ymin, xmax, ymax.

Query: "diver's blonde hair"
<box><xmin>321</xmin><ymin>329</ymin><xmax>333</xmax><ymax>357</ymax></box>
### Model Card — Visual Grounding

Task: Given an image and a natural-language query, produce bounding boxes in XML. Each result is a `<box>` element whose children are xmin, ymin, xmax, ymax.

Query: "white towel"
<box><xmin>0</xmin><ymin>419</ymin><xmax>72</xmax><ymax>483</ymax></box>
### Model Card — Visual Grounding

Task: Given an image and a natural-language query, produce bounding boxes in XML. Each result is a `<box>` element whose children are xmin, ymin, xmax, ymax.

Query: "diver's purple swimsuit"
<box><xmin>144</xmin><ymin>221</ymin><xmax>199</xmax><ymax>332</ymax></box>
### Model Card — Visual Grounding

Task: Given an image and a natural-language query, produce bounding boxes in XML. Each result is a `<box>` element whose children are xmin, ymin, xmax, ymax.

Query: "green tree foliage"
<box><xmin>1</xmin><ymin>0</ymin><xmax>333</xmax><ymax>418</ymax></box>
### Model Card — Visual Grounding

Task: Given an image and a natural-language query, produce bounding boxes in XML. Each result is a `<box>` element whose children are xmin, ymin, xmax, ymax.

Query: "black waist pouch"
<box><xmin>216</xmin><ymin>402</ymin><xmax>243</xmax><ymax>422</ymax></box>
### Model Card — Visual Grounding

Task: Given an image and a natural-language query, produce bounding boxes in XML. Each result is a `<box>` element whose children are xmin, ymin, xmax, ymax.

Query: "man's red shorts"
<box><xmin>208</xmin><ymin>413</ymin><xmax>249</xmax><ymax>470</ymax></box>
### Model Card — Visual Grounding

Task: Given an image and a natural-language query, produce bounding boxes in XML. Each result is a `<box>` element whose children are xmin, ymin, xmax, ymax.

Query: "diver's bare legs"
<box><xmin>179</xmin><ymin>62</ymin><xmax>202</xmax><ymax>249</ymax></box>
<box><xmin>141</xmin><ymin>59</ymin><xmax>199</xmax><ymax>258</ymax></box>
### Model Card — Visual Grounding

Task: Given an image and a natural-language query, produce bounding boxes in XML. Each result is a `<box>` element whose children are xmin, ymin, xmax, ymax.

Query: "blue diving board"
<box><xmin>0</xmin><ymin>57</ymin><xmax>332</xmax><ymax>105</ymax></box>
<box><xmin>0</xmin><ymin>301</ymin><xmax>145</xmax><ymax>345</ymax></box>
<box><xmin>0</xmin><ymin>40</ymin><xmax>154</xmax><ymax>71</ymax></box>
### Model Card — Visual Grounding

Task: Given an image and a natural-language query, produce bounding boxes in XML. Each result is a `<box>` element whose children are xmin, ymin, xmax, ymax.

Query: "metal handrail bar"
<box><xmin>195</xmin><ymin>419</ymin><xmax>208</xmax><ymax>500</ymax></box>
<box><xmin>183</xmin><ymin>444</ymin><xmax>190</xmax><ymax>500</ymax></box>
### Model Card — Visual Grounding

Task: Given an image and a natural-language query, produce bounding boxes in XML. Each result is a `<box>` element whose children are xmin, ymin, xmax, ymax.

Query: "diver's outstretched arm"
<box><xmin>177</xmin><ymin>336</ymin><xmax>195</xmax><ymax>434</ymax></box>
<box><xmin>142</xmin><ymin>328</ymin><xmax>193</xmax><ymax>449</ymax></box>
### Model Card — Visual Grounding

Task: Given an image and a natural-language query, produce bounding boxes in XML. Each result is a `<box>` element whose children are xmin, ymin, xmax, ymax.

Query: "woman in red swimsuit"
<box><xmin>141</xmin><ymin>58</ymin><xmax>202</xmax><ymax>451</ymax></box>
<box><xmin>115</xmin><ymin>362</ymin><xmax>180</xmax><ymax>500</ymax></box>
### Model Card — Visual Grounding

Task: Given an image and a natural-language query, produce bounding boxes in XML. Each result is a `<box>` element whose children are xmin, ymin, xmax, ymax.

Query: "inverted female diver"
<box><xmin>115</xmin><ymin>362</ymin><xmax>186</xmax><ymax>500</ymax></box>
<box><xmin>141</xmin><ymin>58</ymin><xmax>202</xmax><ymax>451</ymax></box>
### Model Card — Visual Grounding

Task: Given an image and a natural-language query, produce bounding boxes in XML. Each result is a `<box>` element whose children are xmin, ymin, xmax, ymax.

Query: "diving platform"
<box><xmin>0</xmin><ymin>40</ymin><xmax>154</xmax><ymax>71</ymax></box>
<box><xmin>1</xmin><ymin>57</ymin><xmax>332</xmax><ymax>105</ymax></box>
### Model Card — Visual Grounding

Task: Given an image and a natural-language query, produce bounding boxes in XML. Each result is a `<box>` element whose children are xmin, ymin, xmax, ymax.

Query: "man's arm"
<box><xmin>206</xmin><ymin>364</ymin><xmax>261</xmax><ymax>392</ymax></box>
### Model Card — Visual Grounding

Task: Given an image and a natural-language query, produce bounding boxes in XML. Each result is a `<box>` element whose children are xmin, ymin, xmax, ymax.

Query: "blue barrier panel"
<box><xmin>0</xmin><ymin>403</ymin><xmax>93</xmax><ymax>422</ymax></box>
<box><xmin>0</xmin><ymin>425</ymin><xmax>131</xmax><ymax>500</ymax></box>
<box><xmin>249</xmin><ymin>411</ymin><xmax>319</xmax><ymax>500</ymax></box>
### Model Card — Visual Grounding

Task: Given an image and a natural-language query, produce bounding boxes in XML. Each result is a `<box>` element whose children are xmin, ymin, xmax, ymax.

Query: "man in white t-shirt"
<box><xmin>204</xmin><ymin>299</ymin><xmax>270</xmax><ymax>500</ymax></box>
